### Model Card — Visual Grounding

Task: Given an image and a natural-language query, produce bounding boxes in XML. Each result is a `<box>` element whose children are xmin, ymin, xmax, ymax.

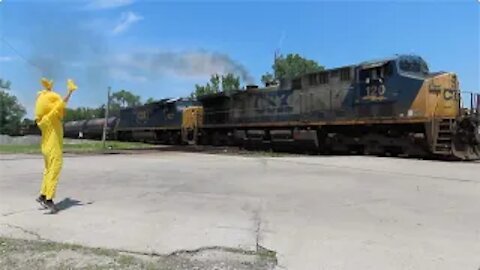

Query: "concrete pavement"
<box><xmin>1</xmin><ymin>152</ymin><xmax>479</xmax><ymax>269</ymax></box>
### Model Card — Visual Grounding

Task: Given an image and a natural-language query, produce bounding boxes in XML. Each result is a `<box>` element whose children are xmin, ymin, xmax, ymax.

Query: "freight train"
<box><xmin>52</xmin><ymin>55</ymin><xmax>480</xmax><ymax>160</ymax></box>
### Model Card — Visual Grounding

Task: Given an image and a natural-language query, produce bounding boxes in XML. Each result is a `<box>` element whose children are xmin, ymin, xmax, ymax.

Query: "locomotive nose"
<box><xmin>452</xmin><ymin>115</ymin><xmax>480</xmax><ymax>160</ymax></box>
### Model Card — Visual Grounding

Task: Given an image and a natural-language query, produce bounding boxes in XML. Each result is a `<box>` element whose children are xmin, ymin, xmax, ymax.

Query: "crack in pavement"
<box><xmin>0</xmin><ymin>223</ymin><xmax>46</xmax><ymax>241</ymax></box>
<box><xmin>0</xmin><ymin>222</ymin><xmax>278</xmax><ymax>261</ymax></box>
<box><xmin>253</xmin><ymin>209</ymin><xmax>263</xmax><ymax>251</ymax></box>
<box><xmin>1</xmin><ymin>208</ymin><xmax>39</xmax><ymax>217</ymax></box>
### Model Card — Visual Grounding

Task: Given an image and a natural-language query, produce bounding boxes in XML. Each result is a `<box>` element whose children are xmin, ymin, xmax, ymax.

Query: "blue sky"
<box><xmin>0</xmin><ymin>0</ymin><xmax>478</xmax><ymax>117</ymax></box>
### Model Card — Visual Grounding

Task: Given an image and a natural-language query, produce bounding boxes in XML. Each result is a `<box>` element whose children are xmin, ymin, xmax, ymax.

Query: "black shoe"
<box><xmin>44</xmin><ymin>200</ymin><xmax>59</xmax><ymax>214</ymax></box>
<box><xmin>36</xmin><ymin>195</ymin><xmax>47</xmax><ymax>209</ymax></box>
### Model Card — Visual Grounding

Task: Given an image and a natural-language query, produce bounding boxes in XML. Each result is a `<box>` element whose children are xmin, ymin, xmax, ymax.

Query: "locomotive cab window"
<box><xmin>358</xmin><ymin>62</ymin><xmax>391</xmax><ymax>84</ymax></box>
<box><xmin>398</xmin><ymin>56</ymin><xmax>429</xmax><ymax>76</ymax></box>
<box><xmin>358</xmin><ymin>62</ymin><xmax>391</xmax><ymax>99</ymax></box>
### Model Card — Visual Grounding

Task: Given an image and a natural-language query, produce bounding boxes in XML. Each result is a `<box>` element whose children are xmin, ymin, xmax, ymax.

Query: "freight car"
<box><xmin>64</xmin><ymin>120</ymin><xmax>87</xmax><ymax>138</ymax></box>
<box><xmin>63</xmin><ymin>117</ymin><xmax>118</xmax><ymax>140</ymax></box>
<box><xmin>83</xmin><ymin>117</ymin><xmax>119</xmax><ymax>140</ymax></box>
<box><xmin>20</xmin><ymin>123</ymin><xmax>40</xmax><ymax>136</ymax></box>
<box><xmin>197</xmin><ymin>55</ymin><xmax>480</xmax><ymax>160</ymax></box>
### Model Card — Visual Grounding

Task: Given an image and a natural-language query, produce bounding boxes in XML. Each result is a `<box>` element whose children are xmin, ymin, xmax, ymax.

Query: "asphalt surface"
<box><xmin>0</xmin><ymin>152</ymin><xmax>479</xmax><ymax>270</ymax></box>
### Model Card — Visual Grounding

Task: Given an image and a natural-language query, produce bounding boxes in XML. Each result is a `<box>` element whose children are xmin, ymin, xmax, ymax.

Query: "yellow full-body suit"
<box><xmin>34</xmin><ymin>78</ymin><xmax>77</xmax><ymax>200</ymax></box>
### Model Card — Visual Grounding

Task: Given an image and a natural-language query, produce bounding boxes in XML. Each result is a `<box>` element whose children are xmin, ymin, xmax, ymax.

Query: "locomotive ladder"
<box><xmin>433</xmin><ymin>119</ymin><xmax>454</xmax><ymax>154</ymax></box>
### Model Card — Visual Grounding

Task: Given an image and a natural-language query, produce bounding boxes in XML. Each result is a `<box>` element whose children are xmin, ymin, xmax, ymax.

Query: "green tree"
<box><xmin>191</xmin><ymin>84</ymin><xmax>210</xmax><ymax>99</ymax></box>
<box><xmin>261</xmin><ymin>53</ymin><xmax>324</xmax><ymax>85</ymax></box>
<box><xmin>221</xmin><ymin>73</ymin><xmax>240</xmax><ymax>94</ymax></box>
<box><xmin>62</xmin><ymin>90</ymin><xmax>141</xmax><ymax>121</ymax></box>
<box><xmin>0</xmin><ymin>79</ymin><xmax>11</xmax><ymax>90</ymax></box>
<box><xmin>110</xmin><ymin>90</ymin><xmax>142</xmax><ymax>116</ymax></box>
<box><xmin>210</xmin><ymin>74</ymin><xmax>221</xmax><ymax>93</ymax></box>
<box><xmin>145</xmin><ymin>97</ymin><xmax>156</xmax><ymax>104</ymax></box>
<box><xmin>111</xmin><ymin>90</ymin><xmax>141</xmax><ymax>108</ymax></box>
<box><xmin>261</xmin><ymin>72</ymin><xmax>274</xmax><ymax>85</ymax></box>
<box><xmin>64</xmin><ymin>106</ymin><xmax>105</xmax><ymax>122</ymax></box>
<box><xmin>0</xmin><ymin>88</ymin><xmax>26</xmax><ymax>135</ymax></box>
<box><xmin>191</xmin><ymin>73</ymin><xmax>241</xmax><ymax>98</ymax></box>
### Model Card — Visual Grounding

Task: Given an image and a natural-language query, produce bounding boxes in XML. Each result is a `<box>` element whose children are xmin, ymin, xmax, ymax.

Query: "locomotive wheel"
<box><xmin>166</xmin><ymin>132</ymin><xmax>176</xmax><ymax>145</ymax></box>
<box><xmin>212</xmin><ymin>132</ymin><xmax>221</xmax><ymax>146</ymax></box>
<box><xmin>199</xmin><ymin>131</ymin><xmax>211</xmax><ymax>145</ymax></box>
<box><xmin>452</xmin><ymin>138</ymin><xmax>480</xmax><ymax>160</ymax></box>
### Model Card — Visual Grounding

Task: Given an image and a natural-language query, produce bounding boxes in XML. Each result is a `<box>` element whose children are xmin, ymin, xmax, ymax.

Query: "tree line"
<box><xmin>0</xmin><ymin>53</ymin><xmax>323</xmax><ymax>135</ymax></box>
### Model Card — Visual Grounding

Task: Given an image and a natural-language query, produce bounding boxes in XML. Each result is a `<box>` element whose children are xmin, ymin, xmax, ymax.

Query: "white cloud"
<box><xmin>112</xmin><ymin>11</ymin><xmax>143</xmax><ymax>35</ymax></box>
<box><xmin>0</xmin><ymin>56</ymin><xmax>13</xmax><ymax>62</ymax></box>
<box><xmin>86</xmin><ymin>0</ymin><xmax>135</xmax><ymax>10</ymax></box>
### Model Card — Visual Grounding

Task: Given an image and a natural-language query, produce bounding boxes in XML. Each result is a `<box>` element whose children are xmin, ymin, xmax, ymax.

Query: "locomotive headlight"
<box><xmin>406</xmin><ymin>109</ymin><xmax>420</xmax><ymax>117</ymax></box>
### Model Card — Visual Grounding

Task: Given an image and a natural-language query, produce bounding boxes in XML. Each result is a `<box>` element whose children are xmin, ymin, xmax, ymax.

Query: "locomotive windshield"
<box><xmin>398</xmin><ymin>56</ymin><xmax>429</xmax><ymax>76</ymax></box>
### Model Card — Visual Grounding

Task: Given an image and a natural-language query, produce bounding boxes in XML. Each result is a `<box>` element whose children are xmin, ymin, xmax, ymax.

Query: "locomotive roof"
<box><xmin>358</xmin><ymin>54</ymin><xmax>425</xmax><ymax>69</ymax></box>
<box><xmin>198</xmin><ymin>54</ymin><xmax>427</xmax><ymax>100</ymax></box>
<box><xmin>120</xmin><ymin>97</ymin><xmax>196</xmax><ymax>111</ymax></box>
<box><xmin>294</xmin><ymin>54</ymin><xmax>426</xmax><ymax>79</ymax></box>
<box><xmin>358</xmin><ymin>57</ymin><xmax>396</xmax><ymax>69</ymax></box>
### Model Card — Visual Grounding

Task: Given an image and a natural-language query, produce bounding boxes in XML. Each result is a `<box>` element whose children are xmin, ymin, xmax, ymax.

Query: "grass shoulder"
<box><xmin>0</xmin><ymin>140</ymin><xmax>154</xmax><ymax>154</ymax></box>
<box><xmin>0</xmin><ymin>237</ymin><xmax>277</xmax><ymax>270</ymax></box>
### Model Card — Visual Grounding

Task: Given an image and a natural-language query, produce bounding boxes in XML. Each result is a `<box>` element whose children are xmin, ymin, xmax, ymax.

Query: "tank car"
<box><xmin>83</xmin><ymin>117</ymin><xmax>118</xmax><ymax>140</ymax></box>
<box><xmin>198</xmin><ymin>54</ymin><xmax>480</xmax><ymax>160</ymax></box>
<box><xmin>63</xmin><ymin>117</ymin><xmax>118</xmax><ymax>140</ymax></box>
<box><xmin>20</xmin><ymin>123</ymin><xmax>41</xmax><ymax>136</ymax></box>
<box><xmin>64</xmin><ymin>120</ymin><xmax>87</xmax><ymax>139</ymax></box>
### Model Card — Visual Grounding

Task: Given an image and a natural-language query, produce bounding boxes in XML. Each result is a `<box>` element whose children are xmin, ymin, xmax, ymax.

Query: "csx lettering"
<box><xmin>135</xmin><ymin>110</ymin><xmax>148</xmax><ymax>124</ymax></box>
<box><xmin>443</xmin><ymin>89</ymin><xmax>457</xmax><ymax>100</ymax></box>
<box><xmin>254</xmin><ymin>90</ymin><xmax>293</xmax><ymax>113</ymax></box>
<box><xmin>136</xmin><ymin>111</ymin><xmax>147</xmax><ymax>120</ymax></box>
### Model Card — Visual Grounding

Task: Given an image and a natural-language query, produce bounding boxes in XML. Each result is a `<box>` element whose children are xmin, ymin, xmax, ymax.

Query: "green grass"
<box><xmin>0</xmin><ymin>236</ymin><xmax>148</xmax><ymax>269</ymax></box>
<box><xmin>0</xmin><ymin>140</ymin><xmax>154</xmax><ymax>154</ymax></box>
<box><xmin>0</xmin><ymin>237</ymin><xmax>277</xmax><ymax>270</ymax></box>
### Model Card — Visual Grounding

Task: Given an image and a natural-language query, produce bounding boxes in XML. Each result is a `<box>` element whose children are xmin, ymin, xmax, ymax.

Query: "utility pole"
<box><xmin>102</xmin><ymin>86</ymin><xmax>111</xmax><ymax>149</ymax></box>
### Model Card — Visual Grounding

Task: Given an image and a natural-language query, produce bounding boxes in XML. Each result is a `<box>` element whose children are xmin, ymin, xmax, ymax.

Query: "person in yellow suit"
<box><xmin>34</xmin><ymin>78</ymin><xmax>77</xmax><ymax>214</ymax></box>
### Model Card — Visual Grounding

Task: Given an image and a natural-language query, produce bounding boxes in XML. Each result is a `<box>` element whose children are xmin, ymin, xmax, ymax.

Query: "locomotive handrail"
<box><xmin>459</xmin><ymin>90</ymin><xmax>480</xmax><ymax>116</ymax></box>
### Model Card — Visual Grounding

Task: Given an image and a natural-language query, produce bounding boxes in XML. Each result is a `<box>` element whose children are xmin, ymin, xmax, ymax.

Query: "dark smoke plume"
<box><xmin>114</xmin><ymin>49</ymin><xmax>254</xmax><ymax>83</ymax></box>
<box><xmin>26</xmin><ymin>8</ymin><xmax>109</xmax><ymax>90</ymax></box>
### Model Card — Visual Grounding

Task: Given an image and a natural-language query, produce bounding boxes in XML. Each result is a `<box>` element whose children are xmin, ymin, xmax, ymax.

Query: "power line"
<box><xmin>0</xmin><ymin>1</ymin><xmax>41</xmax><ymax>73</ymax></box>
<box><xmin>0</xmin><ymin>36</ymin><xmax>42</xmax><ymax>72</ymax></box>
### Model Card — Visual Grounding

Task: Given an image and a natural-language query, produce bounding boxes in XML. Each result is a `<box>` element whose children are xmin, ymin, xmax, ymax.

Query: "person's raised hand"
<box><xmin>67</xmin><ymin>79</ymin><xmax>78</xmax><ymax>94</ymax></box>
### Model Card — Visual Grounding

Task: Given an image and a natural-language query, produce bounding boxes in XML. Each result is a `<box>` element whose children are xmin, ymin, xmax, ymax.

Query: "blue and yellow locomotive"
<box><xmin>199</xmin><ymin>55</ymin><xmax>480</xmax><ymax>160</ymax></box>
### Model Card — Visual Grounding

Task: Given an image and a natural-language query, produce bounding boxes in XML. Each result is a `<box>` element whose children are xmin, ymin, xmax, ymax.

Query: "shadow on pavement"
<box><xmin>56</xmin><ymin>198</ymin><xmax>94</xmax><ymax>212</ymax></box>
